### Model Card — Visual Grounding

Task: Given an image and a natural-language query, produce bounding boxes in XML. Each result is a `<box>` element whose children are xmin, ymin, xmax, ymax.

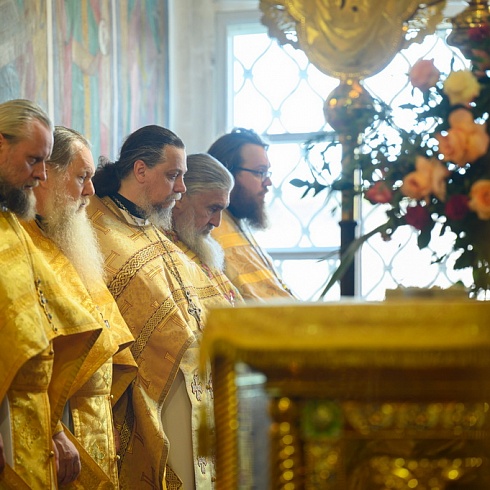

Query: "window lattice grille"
<box><xmin>229</xmin><ymin>27</ymin><xmax>473</xmax><ymax>301</ymax></box>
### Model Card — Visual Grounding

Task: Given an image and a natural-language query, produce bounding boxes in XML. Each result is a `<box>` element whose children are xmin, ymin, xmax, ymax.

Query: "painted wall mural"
<box><xmin>0</xmin><ymin>0</ymin><xmax>48</xmax><ymax>106</ymax></box>
<box><xmin>115</xmin><ymin>0</ymin><xmax>168</xmax><ymax>140</ymax></box>
<box><xmin>0</xmin><ymin>0</ymin><xmax>168</xmax><ymax>161</ymax></box>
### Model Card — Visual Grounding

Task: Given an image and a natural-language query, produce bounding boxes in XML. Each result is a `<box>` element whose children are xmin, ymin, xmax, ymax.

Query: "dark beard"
<box><xmin>0</xmin><ymin>181</ymin><xmax>35</xmax><ymax>220</ymax></box>
<box><xmin>229</xmin><ymin>183</ymin><xmax>268</xmax><ymax>230</ymax></box>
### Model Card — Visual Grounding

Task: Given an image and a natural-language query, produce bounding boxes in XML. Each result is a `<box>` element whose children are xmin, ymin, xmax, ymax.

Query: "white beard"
<box><xmin>173</xmin><ymin>209</ymin><xmax>225</xmax><ymax>271</ymax></box>
<box><xmin>42</xmin><ymin>191</ymin><xmax>105</xmax><ymax>290</ymax></box>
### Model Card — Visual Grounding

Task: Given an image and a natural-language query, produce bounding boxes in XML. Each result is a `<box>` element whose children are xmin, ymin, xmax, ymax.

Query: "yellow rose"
<box><xmin>468</xmin><ymin>179</ymin><xmax>490</xmax><ymax>220</ymax></box>
<box><xmin>443</xmin><ymin>70</ymin><xmax>481</xmax><ymax>105</ymax></box>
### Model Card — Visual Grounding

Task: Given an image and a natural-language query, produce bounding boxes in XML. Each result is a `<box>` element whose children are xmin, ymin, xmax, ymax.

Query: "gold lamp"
<box><xmin>260</xmin><ymin>0</ymin><xmax>447</xmax><ymax>296</ymax></box>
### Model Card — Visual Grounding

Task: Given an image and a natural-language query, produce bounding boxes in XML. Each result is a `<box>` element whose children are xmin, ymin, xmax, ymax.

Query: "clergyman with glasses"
<box><xmin>208</xmin><ymin>127</ymin><xmax>295</xmax><ymax>301</ymax></box>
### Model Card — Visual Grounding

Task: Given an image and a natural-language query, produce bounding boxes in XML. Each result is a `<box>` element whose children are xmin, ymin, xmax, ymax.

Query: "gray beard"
<box><xmin>174</xmin><ymin>217</ymin><xmax>225</xmax><ymax>271</ymax></box>
<box><xmin>42</xmin><ymin>195</ymin><xmax>106</xmax><ymax>289</ymax></box>
<box><xmin>139</xmin><ymin>192</ymin><xmax>177</xmax><ymax>231</ymax></box>
<box><xmin>147</xmin><ymin>205</ymin><xmax>173</xmax><ymax>231</ymax></box>
<box><xmin>0</xmin><ymin>180</ymin><xmax>36</xmax><ymax>220</ymax></box>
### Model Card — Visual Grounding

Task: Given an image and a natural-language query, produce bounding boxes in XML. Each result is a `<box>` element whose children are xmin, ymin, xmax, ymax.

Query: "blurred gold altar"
<box><xmin>200</xmin><ymin>300</ymin><xmax>490</xmax><ymax>489</ymax></box>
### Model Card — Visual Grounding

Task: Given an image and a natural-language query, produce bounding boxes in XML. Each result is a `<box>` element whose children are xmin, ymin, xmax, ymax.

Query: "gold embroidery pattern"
<box><xmin>117</xmin><ymin>393</ymin><xmax>135</xmax><ymax>469</ymax></box>
<box><xmin>130</xmin><ymin>298</ymin><xmax>178</xmax><ymax>361</ymax></box>
<box><xmin>88</xmin><ymin>439</ymin><xmax>106</xmax><ymax>465</ymax></box>
<box><xmin>108</xmin><ymin>243</ymin><xmax>164</xmax><ymax>299</ymax></box>
<box><xmin>166</xmin><ymin>465</ymin><xmax>183</xmax><ymax>490</ymax></box>
<box><xmin>193</xmin><ymin>284</ymin><xmax>226</xmax><ymax>301</ymax></box>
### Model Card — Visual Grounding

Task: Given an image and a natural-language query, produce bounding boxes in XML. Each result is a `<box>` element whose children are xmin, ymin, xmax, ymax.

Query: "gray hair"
<box><xmin>185</xmin><ymin>153</ymin><xmax>234</xmax><ymax>196</ymax></box>
<box><xmin>0</xmin><ymin>99</ymin><xmax>53</xmax><ymax>143</ymax></box>
<box><xmin>48</xmin><ymin>126</ymin><xmax>91</xmax><ymax>172</ymax></box>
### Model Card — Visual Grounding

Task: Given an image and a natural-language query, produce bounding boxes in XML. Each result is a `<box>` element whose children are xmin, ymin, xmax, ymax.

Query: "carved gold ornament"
<box><xmin>260</xmin><ymin>0</ymin><xmax>446</xmax><ymax>80</ymax></box>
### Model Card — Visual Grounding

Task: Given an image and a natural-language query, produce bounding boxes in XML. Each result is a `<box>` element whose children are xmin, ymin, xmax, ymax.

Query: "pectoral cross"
<box><xmin>185</xmin><ymin>290</ymin><xmax>202</xmax><ymax>329</ymax></box>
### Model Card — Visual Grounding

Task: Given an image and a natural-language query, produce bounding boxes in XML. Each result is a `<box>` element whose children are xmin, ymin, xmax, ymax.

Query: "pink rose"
<box><xmin>409</xmin><ymin>59</ymin><xmax>440</xmax><ymax>92</ymax></box>
<box><xmin>445</xmin><ymin>194</ymin><xmax>470</xmax><ymax>220</ymax></box>
<box><xmin>468</xmin><ymin>179</ymin><xmax>490</xmax><ymax>220</ymax></box>
<box><xmin>365</xmin><ymin>181</ymin><xmax>393</xmax><ymax>204</ymax></box>
<box><xmin>405</xmin><ymin>205</ymin><xmax>431</xmax><ymax>230</ymax></box>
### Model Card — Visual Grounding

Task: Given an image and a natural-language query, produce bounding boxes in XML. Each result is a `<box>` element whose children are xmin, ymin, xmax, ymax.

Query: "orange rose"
<box><xmin>401</xmin><ymin>156</ymin><xmax>448</xmax><ymax>201</ymax></box>
<box><xmin>448</xmin><ymin>108</ymin><xmax>475</xmax><ymax>131</ymax></box>
<box><xmin>409</xmin><ymin>59</ymin><xmax>440</xmax><ymax>92</ymax></box>
<box><xmin>468</xmin><ymin>179</ymin><xmax>490</xmax><ymax>220</ymax></box>
<box><xmin>437</xmin><ymin>108</ymin><xmax>490</xmax><ymax>166</ymax></box>
<box><xmin>431</xmin><ymin>159</ymin><xmax>451</xmax><ymax>201</ymax></box>
<box><xmin>436</xmin><ymin>129</ymin><xmax>470</xmax><ymax>167</ymax></box>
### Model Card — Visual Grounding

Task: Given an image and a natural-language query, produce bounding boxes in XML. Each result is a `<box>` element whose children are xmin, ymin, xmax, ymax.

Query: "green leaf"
<box><xmin>290</xmin><ymin>178</ymin><xmax>310</xmax><ymax>188</ymax></box>
<box><xmin>318</xmin><ymin>223</ymin><xmax>390</xmax><ymax>298</ymax></box>
<box><xmin>417</xmin><ymin>226</ymin><xmax>432</xmax><ymax>249</ymax></box>
<box><xmin>454</xmin><ymin>252</ymin><xmax>473</xmax><ymax>270</ymax></box>
<box><xmin>331</xmin><ymin>179</ymin><xmax>354</xmax><ymax>191</ymax></box>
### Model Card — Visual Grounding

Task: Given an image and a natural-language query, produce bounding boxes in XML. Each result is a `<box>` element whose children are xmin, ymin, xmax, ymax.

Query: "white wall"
<box><xmin>168</xmin><ymin>0</ymin><xmax>259</xmax><ymax>153</ymax></box>
<box><xmin>167</xmin><ymin>0</ymin><xmax>466</xmax><ymax>153</ymax></box>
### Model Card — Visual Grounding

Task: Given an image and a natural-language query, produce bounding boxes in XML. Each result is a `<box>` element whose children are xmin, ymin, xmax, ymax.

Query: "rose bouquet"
<box><xmin>357</xmin><ymin>26</ymin><xmax>490</xmax><ymax>295</ymax></box>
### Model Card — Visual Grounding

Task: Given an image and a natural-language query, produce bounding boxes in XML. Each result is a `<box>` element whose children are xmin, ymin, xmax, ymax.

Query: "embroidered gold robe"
<box><xmin>165</xmin><ymin>231</ymin><xmax>244</xmax><ymax>307</ymax></box>
<box><xmin>0</xmin><ymin>211</ymin><xmax>102</xmax><ymax>489</ymax></box>
<box><xmin>211</xmin><ymin>210</ymin><xmax>295</xmax><ymax>301</ymax></box>
<box><xmin>88</xmin><ymin>196</ymin><xmax>230</xmax><ymax>490</ymax></box>
<box><xmin>23</xmin><ymin>221</ymin><xmax>137</xmax><ymax>489</ymax></box>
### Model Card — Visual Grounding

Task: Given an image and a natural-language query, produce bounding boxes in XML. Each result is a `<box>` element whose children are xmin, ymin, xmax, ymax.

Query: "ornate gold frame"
<box><xmin>201</xmin><ymin>300</ymin><xmax>490</xmax><ymax>489</ymax></box>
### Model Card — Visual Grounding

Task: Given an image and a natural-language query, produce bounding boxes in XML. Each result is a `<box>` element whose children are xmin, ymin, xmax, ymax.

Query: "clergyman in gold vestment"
<box><xmin>24</xmin><ymin>126</ymin><xmax>137</xmax><ymax>489</ymax></box>
<box><xmin>208</xmin><ymin>128</ymin><xmax>295</xmax><ymax>301</ymax></box>
<box><xmin>0</xmin><ymin>100</ymin><xmax>104</xmax><ymax>488</ymax></box>
<box><xmin>169</xmin><ymin>152</ymin><xmax>243</xmax><ymax>307</ymax></box>
<box><xmin>88</xmin><ymin>126</ymin><xmax>231</xmax><ymax>490</ymax></box>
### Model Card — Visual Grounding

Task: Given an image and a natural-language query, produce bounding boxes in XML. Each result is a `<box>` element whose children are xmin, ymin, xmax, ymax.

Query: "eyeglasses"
<box><xmin>235</xmin><ymin>167</ymin><xmax>272</xmax><ymax>182</ymax></box>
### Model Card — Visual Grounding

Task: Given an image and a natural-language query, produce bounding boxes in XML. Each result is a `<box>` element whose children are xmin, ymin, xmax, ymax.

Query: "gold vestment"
<box><xmin>23</xmin><ymin>221</ymin><xmax>137</xmax><ymax>489</ymax></box>
<box><xmin>0</xmin><ymin>211</ymin><xmax>102</xmax><ymax>489</ymax></box>
<box><xmin>165</xmin><ymin>231</ymin><xmax>244</xmax><ymax>307</ymax></box>
<box><xmin>88</xmin><ymin>196</ymin><xmax>230</xmax><ymax>490</ymax></box>
<box><xmin>211</xmin><ymin>210</ymin><xmax>295</xmax><ymax>301</ymax></box>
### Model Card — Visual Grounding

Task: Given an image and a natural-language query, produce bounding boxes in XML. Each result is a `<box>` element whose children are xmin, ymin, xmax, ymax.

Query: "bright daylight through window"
<box><xmin>227</xmin><ymin>24</ymin><xmax>473</xmax><ymax>301</ymax></box>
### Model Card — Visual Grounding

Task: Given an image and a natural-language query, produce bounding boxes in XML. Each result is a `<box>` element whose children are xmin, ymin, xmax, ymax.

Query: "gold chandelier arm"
<box><xmin>260</xmin><ymin>0</ymin><xmax>448</xmax><ymax>80</ymax></box>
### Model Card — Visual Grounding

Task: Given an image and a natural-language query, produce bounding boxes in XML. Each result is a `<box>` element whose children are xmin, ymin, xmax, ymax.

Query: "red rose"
<box><xmin>445</xmin><ymin>194</ymin><xmax>470</xmax><ymax>220</ymax></box>
<box><xmin>468</xmin><ymin>25</ymin><xmax>490</xmax><ymax>43</ymax></box>
<box><xmin>365</xmin><ymin>181</ymin><xmax>393</xmax><ymax>204</ymax></box>
<box><xmin>405</xmin><ymin>205</ymin><xmax>431</xmax><ymax>230</ymax></box>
